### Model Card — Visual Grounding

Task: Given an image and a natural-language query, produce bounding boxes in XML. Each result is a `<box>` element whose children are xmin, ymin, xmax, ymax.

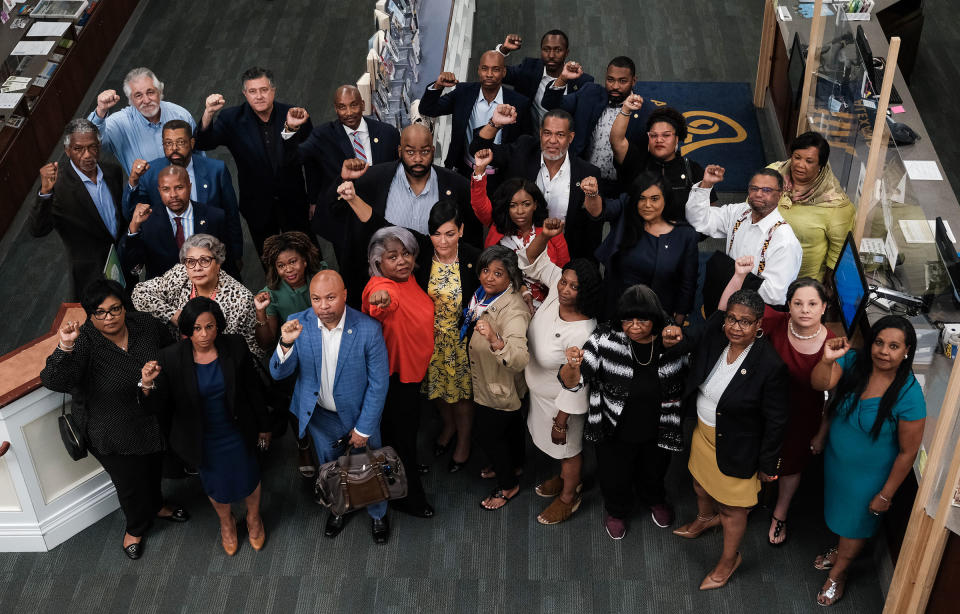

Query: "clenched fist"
<box><xmin>141</xmin><ymin>360</ymin><xmax>161</xmax><ymax>387</ymax></box>
<box><xmin>128</xmin><ymin>159</ymin><xmax>150</xmax><ymax>186</ymax></box>
<box><xmin>205</xmin><ymin>93</ymin><xmax>226</xmax><ymax>113</ymax></box>
<box><xmin>254</xmin><ymin>291</ymin><xmax>271</xmax><ymax>312</ymax></box>
<box><xmin>435</xmin><ymin>72</ymin><xmax>459</xmax><ymax>89</ymax></box>
<box><xmin>280</xmin><ymin>319</ymin><xmax>303</xmax><ymax>345</ymax></box>
<box><xmin>541</xmin><ymin>217</ymin><xmax>564</xmax><ymax>238</ymax></box>
<box><xmin>368</xmin><ymin>290</ymin><xmax>392</xmax><ymax>309</ymax></box>
<box><xmin>341</xmin><ymin>158</ymin><xmax>368</xmax><ymax>181</ymax></box>
<box><xmin>285</xmin><ymin>107</ymin><xmax>309</xmax><ymax>130</ymax></box>
<box><xmin>59</xmin><ymin>319</ymin><xmax>81</xmax><ymax>346</ymax></box>
<box><xmin>39</xmin><ymin>162</ymin><xmax>59</xmax><ymax>195</ymax></box>
<box><xmin>701</xmin><ymin>164</ymin><xmax>725</xmax><ymax>189</ymax></box>
<box><xmin>490</xmin><ymin>103</ymin><xmax>517</xmax><ymax>128</ymax></box>
<box><xmin>501</xmin><ymin>33</ymin><xmax>522</xmax><ymax>52</ymax></box>
<box><xmin>579</xmin><ymin>176</ymin><xmax>599</xmax><ymax>197</ymax></box>
<box><xmin>128</xmin><ymin>203</ymin><xmax>152</xmax><ymax>233</ymax></box>
<box><xmin>337</xmin><ymin>181</ymin><xmax>357</xmax><ymax>202</ymax></box>
<box><xmin>565</xmin><ymin>346</ymin><xmax>584</xmax><ymax>368</ymax></box>
<box><xmin>622</xmin><ymin>93</ymin><xmax>644</xmax><ymax>112</ymax></box>
<box><xmin>558</xmin><ymin>61</ymin><xmax>583</xmax><ymax>83</ymax></box>
<box><xmin>96</xmin><ymin>89</ymin><xmax>121</xmax><ymax>117</ymax></box>
<box><xmin>473</xmin><ymin>148</ymin><xmax>493</xmax><ymax>173</ymax></box>
<box><xmin>661</xmin><ymin>325</ymin><xmax>683</xmax><ymax>347</ymax></box>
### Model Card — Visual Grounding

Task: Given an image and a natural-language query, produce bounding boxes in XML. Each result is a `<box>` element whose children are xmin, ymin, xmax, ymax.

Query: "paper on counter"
<box><xmin>859</xmin><ymin>238</ymin><xmax>885</xmax><ymax>254</ymax></box>
<box><xmin>0</xmin><ymin>92</ymin><xmax>24</xmax><ymax>109</ymax></box>
<box><xmin>11</xmin><ymin>40</ymin><xmax>55</xmax><ymax>55</ymax></box>
<box><xmin>904</xmin><ymin>160</ymin><xmax>943</xmax><ymax>181</ymax></box>
<box><xmin>899</xmin><ymin>219</ymin><xmax>956</xmax><ymax>244</ymax></box>
<box><xmin>26</xmin><ymin>21</ymin><xmax>70</xmax><ymax>37</ymax></box>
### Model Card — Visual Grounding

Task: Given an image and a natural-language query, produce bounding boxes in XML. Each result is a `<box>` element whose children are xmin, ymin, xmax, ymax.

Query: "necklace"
<box><xmin>629</xmin><ymin>339</ymin><xmax>655</xmax><ymax>366</ymax></box>
<box><xmin>433</xmin><ymin>251</ymin><xmax>458</xmax><ymax>265</ymax></box>
<box><xmin>789</xmin><ymin>320</ymin><xmax>822</xmax><ymax>340</ymax></box>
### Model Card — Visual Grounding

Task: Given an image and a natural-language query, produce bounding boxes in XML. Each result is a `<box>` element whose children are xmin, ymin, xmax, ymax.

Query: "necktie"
<box><xmin>351</xmin><ymin>131</ymin><xmax>368</xmax><ymax>163</ymax></box>
<box><xmin>174</xmin><ymin>216</ymin><xmax>185</xmax><ymax>249</ymax></box>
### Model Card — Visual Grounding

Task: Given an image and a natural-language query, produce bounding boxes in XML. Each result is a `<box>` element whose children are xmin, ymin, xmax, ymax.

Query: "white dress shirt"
<box><xmin>536</xmin><ymin>154</ymin><xmax>572</xmax><ymax>219</ymax></box>
<box><xmin>466</xmin><ymin>87</ymin><xmax>504</xmax><ymax>161</ymax></box>
<box><xmin>342</xmin><ymin>118</ymin><xmax>372</xmax><ymax>163</ymax></box>
<box><xmin>532</xmin><ymin>68</ymin><xmax>556</xmax><ymax>123</ymax></box>
<box><xmin>685</xmin><ymin>183</ymin><xmax>802</xmax><ymax>305</ymax></box>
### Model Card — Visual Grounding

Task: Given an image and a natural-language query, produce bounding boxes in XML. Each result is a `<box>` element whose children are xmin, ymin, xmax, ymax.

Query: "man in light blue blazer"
<box><xmin>269</xmin><ymin>270</ymin><xmax>392</xmax><ymax>544</ymax></box>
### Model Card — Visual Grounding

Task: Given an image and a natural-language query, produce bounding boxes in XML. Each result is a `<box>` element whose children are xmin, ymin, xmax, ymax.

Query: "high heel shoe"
<box><xmin>699</xmin><ymin>552</ymin><xmax>742</xmax><ymax>590</ymax></box>
<box><xmin>672</xmin><ymin>513</ymin><xmax>720</xmax><ymax>539</ymax></box>
<box><xmin>220</xmin><ymin>517</ymin><xmax>239</xmax><ymax>556</ymax></box>
<box><xmin>247</xmin><ymin>515</ymin><xmax>265</xmax><ymax>551</ymax></box>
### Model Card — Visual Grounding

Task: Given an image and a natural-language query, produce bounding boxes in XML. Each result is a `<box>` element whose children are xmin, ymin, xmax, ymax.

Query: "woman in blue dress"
<box><xmin>810</xmin><ymin>315</ymin><xmax>926</xmax><ymax>606</ymax></box>
<box><xmin>141</xmin><ymin>297</ymin><xmax>272</xmax><ymax>556</ymax></box>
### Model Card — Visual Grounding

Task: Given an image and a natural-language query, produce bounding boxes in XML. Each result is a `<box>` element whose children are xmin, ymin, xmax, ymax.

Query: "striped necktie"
<box><xmin>351</xmin><ymin>130</ymin><xmax>368</xmax><ymax>163</ymax></box>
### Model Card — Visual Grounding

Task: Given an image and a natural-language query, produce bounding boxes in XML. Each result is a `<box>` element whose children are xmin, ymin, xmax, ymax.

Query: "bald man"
<box><xmin>269</xmin><ymin>270</ymin><xmax>392</xmax><ymax>543</ymax></box>
<box><xmin>418</xmin><ymin>50</ymin><xmax>533</xmax><ymax>178</ymax></box>
<box><xmin>120</xmin><ymin>164</ymin><xmax>234</xmax><ymax>280</ymax></box>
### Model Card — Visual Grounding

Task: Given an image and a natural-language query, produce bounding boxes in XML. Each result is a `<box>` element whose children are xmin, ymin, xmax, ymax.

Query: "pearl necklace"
<box><xmin>789</xmin><ymin>320</ymin><xmax>822</xmax><ymax>340</ymax></box>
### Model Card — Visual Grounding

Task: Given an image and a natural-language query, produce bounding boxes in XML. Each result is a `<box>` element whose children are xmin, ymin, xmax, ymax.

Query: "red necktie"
<box><xmin>174</xmin><ymin>216</ymin><xmax>185</xmax><ymax>249</ymax></box>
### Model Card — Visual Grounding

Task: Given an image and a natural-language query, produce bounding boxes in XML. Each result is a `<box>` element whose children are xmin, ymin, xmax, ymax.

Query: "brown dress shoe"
<box><xmin>672</xmin><ymin>513</ymin><xmax>721</xmax><ymax>539</ymax></box>
<box><xmin>699</xmin><ymin>552</ymin><xmax>742</xmax><ymax>590</ymax></box>
<box><xmin>221</xmin><ymin>518</ymin><xmax>239</xmax><ymax>556</ymax></box>
<box><xmin>247</xmin><ymin>516</ymin><xmax>265</xmax><ymax>551</ymax></box>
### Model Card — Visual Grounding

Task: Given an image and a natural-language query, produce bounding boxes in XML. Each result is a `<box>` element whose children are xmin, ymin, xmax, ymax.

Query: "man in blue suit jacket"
<box><xmin>120</xmin><ymin>166</ymin><xmax>234</xmax><ymax>280</ymax></box>
<box><xmin>269</xmin><ymin>270</ymin><xmax>392</xmax><ymax>544</ymax></box>
<box><xmin>418</xmin><ymin>50</ymin><xmax>532</xmax><ymax>181</ymax></box>
<box><xmin>124</xmin><ymin>120</ymin><xmax>242</xmax><ymax>269</ymax></box>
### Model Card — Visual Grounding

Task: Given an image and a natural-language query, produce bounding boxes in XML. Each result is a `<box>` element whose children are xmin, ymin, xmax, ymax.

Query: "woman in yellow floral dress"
<box><xmin>415</xmin><ymin>200</ymin><xmax>481</xmax><ymax>472</ymax></box>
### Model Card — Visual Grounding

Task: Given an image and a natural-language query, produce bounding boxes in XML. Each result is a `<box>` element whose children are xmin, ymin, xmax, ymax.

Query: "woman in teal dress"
<box><xmin>810</xmin><ymin>315</ymin><xmax>925</xmax><ymax>607</ymax></box>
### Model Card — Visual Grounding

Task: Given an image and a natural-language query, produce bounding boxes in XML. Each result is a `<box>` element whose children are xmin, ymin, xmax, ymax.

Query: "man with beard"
<box><xmin>418</xmin><ymin>50</ymin><xmax>532</xmax><ymax>181</ymax></box>
<box><xmin>687</xmin><ymin>165</ymin><xmax>802</xmax><ymax>308</ymax></box>
<box><xmin>322</xmin><ymin>124</ymin><xmax>479</xmax><ymax>306</ymax></box>
<box><xmin>469</xmin><ymin>106</ymin><xmax>604</xmax><ymax>260</ymax></box>
<box><xmin>88</xmin><ymin>67</ymin><xmax>198</xmax><ymax>175</ymax></box>
<box><xmin>120</xmin><ymin>165</ymin><xmax>232</xmax><ymax>280</ymax></box>
<box><xmin>542</xmin><ymin>56</ymin><xmax>652</xmax><ymax>193</ymax></box>
<box><xmin>494</xmin><ymin>30</ymin><xmax>594</xmax><ymax>125</ymax></box>
<box><xmin>123</xmin><ymin>120</ymin><xmax>242</xmax><ymax>268</ymax></box>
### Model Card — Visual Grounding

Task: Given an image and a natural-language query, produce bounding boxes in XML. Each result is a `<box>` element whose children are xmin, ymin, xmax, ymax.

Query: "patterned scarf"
<box><xmin>460</xmin><ymin>286</ymin><xmax>507</xmax><ymax>340</ymax></box>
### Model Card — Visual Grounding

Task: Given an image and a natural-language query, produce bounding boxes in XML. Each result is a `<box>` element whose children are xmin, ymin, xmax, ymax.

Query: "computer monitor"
<box><xmin>934</xmin><ymin>217</ymin><xmax>960</xmax><ymax>303</ymax></box>
<box><xmin>788</xmin><ymin>32</ymin><xmax>806</xmax><ymax>106</ymax></box>
<box><xmin>833</xmin><ymin>232</ymin><xmax>869</xmax><ymax>336</ymax></box>
<box><xmin>855</xmin><ymin>25</ymin><xmax>902</xmax><ymax>104</ymax></box>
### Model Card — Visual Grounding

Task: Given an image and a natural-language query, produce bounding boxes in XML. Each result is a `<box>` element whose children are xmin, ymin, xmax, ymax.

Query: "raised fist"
<box><xmin>502</xmin><ymin>34</ymin><xmax>523</xmax><ymax>53</ymax></box>
<box><xmin>39</xmin><ymin>162</ymin><xmax>59</xmax><ymax>195</ymax></box>
<box><xmin>129</xmin><ymin>159</ymin><xmax>150</xmax><ymax>185</ymax></box>
<box><xmin>435</xmin><ymin>72</ymin><xmax>459</xmax><ymax>89</ymax></box>
<box><xmin>58</xmin><ymin>319</ymin><xmax>81</xmax><ymax>346</ymax></box>
<box><xmin>822</xmin><ymin>337</ymin><xmax>850</xmax><ymax>363</ymax></box>
<box><xmin>661</xmin><ymin>325</ymin><xmax>683</xmax><ymax>347</ymax></box>
<box><xmin>205</xmin><ymin>93</ymin><xmax>226</xmax><ymax>113</ymax></box>
<box><xmin>128</xmin><ymin>203</ymin><xmax>152</xmax><ymax>233</ymax></box>
<box><xmin>491</xmin><ymin>103</ymin><xmax>517</xmax><ymax>128</ymax></box>
<box><xmin>141</xmin><ymin>360</ymin><xmax>161</xmax><ymax>387</ymax></box>
<box><xmin>254</xmin><ymin>291</ymin><xmax>271</xmax><ymax>312</ymax></box>
<box><xmin>701</xmin><ymin>164</ymin><xmax>725</xmax><ymax>189</ymax></box>
<box><xmin>541</xmin><ymin>217</ymin><xmax>564</xmax><ymax>238</ymax></box>
<box><xmin>622</xmin><ymin>93</ymin><xmax>644</xmax><ymax>112</ymax></box>
<box><xmin>280</xmin><ymin>319</ymin><xmax>303</xmax><ymax>345</ymax></box>
<box><xmin>368</xmin><ymin>290</ymin><xmax>392</xmax><ymax>309</ymax></box>
<box><xmin>560</xmin><ymin>61</ymin><xmax>583</xmax><ymax>82</ymax></box>
<box><xmin>96</xmin><ymin>89</ymin><xmax>121</xmax><ymax>116</ymax></box>
<box><xmin>336</xmin><ymin>181</ymin><xmax>357</xmax><ymax>202</ymax></box>
<box><xmin>473</xmin><ymin>148</ymin><xmax>493</xmax><ymax>172</ymax></box>
<box><xmin>285</xmin><ymin>107</ymin><xmax>309</xmax><ymax>130</ymax></box>
<box><xmin>734</xmin><ymin>255</ymin><xmax>754</xmax><ymax>277</ymax></box>
<box><xmin>579</xmin><ymin>176</ymin><xmax>599</xmax><ymax>197</ymax></box>
<box><xmin>341</xmin><ymin>158</ymin><xmax>368</xmax><ymax>181</ymax></box>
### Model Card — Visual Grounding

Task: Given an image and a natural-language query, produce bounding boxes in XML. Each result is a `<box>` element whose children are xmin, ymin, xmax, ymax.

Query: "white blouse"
<box><xmin>696</xmin><ymin>343</ymin><xmax>753</xmax><ymax>427</ymax></box>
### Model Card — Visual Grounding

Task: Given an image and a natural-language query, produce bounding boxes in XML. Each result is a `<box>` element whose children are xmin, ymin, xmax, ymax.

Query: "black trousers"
<box><xmin>93</xmin><ymin>450</ymin><xmax>164</xmax><ymax>537</ymax></box>
<box><xmin>380</xmin><ymin>374</ymin><xmax>427</xmax><ymax>506</ymax></box>
<box><xmin>596</xmin><ymin>437</ymin><xmax>670</xmax><ymax>519</ymax></box>
<box><xmin>474</xmin><ymin>404</ymin><xmax>525</xmax><ymax>491</ymax></box>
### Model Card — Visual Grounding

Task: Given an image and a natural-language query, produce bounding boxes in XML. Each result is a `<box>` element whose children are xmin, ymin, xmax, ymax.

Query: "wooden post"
<box><xmin>753</xmin><ymin>0</ymin><xmax>777</xmax><ymax>108</ymax></box>
<box><xmin>795</xmin><ymin>0</ymin><xmax>826</xmax><ymax>136</ymax></box>
<box><xmin>852</xmin><ymin>37</ymin><xmax>900</xmax><ymax>244</ymax></box>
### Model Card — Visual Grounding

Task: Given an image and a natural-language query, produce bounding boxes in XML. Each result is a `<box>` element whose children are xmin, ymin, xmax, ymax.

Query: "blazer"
<box><xmin>413</xmin><ymin>241</ymin><xmax>481</xmax><ymax>320</ymax></box>
<box><xmin>123</xmin><ymin>154</ymin><xmax>242</xmax><ymax>260</ymax></box>
<box><xmin>504</xmin><ymin>57</ymin><xmax>593</xmax><ymax>101</ymax></box>
<box><xmin>29</xmin><ymin>156</ymin><xmax>126</xmax><ymax>298</ymax></box>
<box><xmin>268</xmin><ymin>306</ymin><xmax>390</xmax><ymax>442</ymax></box>
<box><xmin>148</xmin><ymin>334</ymin><xmax>270</xmax><ymax>468</ymax></box>
<box><xmin>680</xmin><ymin>312</ymin><xmax>790</xmax><ymax>478</ymax></box>
<box><xmin>194</xmin><ymin>101</ymin><xmax>313</xmax><ymax>232</ymax></box>
<box><xmin>467</xmin><ymin>288</ymin><xmax>530</xmax><ymax>411</ymax></box>
<box><xmin>119</xmin><ymin>201</ymin><xmax>230</xmax><ymax>281</ymax></box>
<box><xmin>469</xmin><ymin>133</ymin><xmax>604</xmax><ymax>260</ymax></box>
<box><xmin>418</xmin><ymin>82</ymin><xmax>532</xmax><ymax>173</ymax></box>
<box><xmin>321</xmin><ymin>161</ymin><xmax>479</xmax><ymax>305</ymax></box>
<box><xmin>541</xmin><ymin>82</ymin><xmax>653</xmax><ymax>159</ymax></box>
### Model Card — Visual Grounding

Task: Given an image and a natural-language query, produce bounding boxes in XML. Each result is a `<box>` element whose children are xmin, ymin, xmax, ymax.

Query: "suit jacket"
<box><xmin>321</xmin><ymin>161</ymin><xmax>479</xmax><ymax>305</ymax></box>
<box><xmin>541</xmin><ymin>82</ymin><xmax>653</xmax><ymax>159</ymax></box>
<box><xmin>469</xmin><ymin>133</ymin><xmax>604</xmax><ymax>260</ymax></box>
<box><xmin>194</xmin><ymin>102</ymin><xmax>313</xmax><ymax>234</ymax></box>
<box><xmin>504</xmin><ymin>57</ymin><xmax>593</xmax><ymax>101</ymax></box>
<box><xmin>268</xmin><ymin>306</ymin><xmax>389</xmax><ymax>442</ymax></box>
<box><xmin>119</xmin><ymin>201</ymin><xmax>229</xmax><ymax>280</ymax></box>
<box><xmin>418</xmin><ymin>82</ymin><xmax>532</xmax><ymax>173</ymax></box>
<box><xmin>123</xmin><ymin>155</ymin><xmax>242</xmax><ymax>260</ymax></box>
<box><xmin>148</xmin><ymin>334</ymin><xmax>270</xmax><ymax>468</ymax></box>
<box><xmin>29</xmin><ymin>156</ymin><xmax>126</xmax><ymax>298</ymax></box>
<box><xmin>681</xmin><ymin>312</ymin><xmax>790</xmax><ymax>478</ymax></box>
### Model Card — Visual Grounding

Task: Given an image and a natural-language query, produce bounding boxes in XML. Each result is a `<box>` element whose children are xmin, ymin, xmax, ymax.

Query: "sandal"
<box><xmin>537</xmin><ymin>494</ymin><xmax>582</xmax><ymax>525</ymax></box>
<box><xmin>769</xmin><ymin>515</ymin><xmax>787</xmax><ymax>546</ymax></box>
<box><xmin>813</xmin><ymin>546</ymin><xmax>838</xmax><ymax>570</ymax></box>
<box><xmin>480</xmin><ymin>488</ymin><xmax>519</xmax><ymax>510</ymax></box>
<box><xmin>817</xmin><ymin>575</ymin><xmax>845</xmax><ymax>606</ymax></box>
<box><xmin>297</xmin><ymin>447</ymin><xmax>316</xmax><ymax>479</ymax></box>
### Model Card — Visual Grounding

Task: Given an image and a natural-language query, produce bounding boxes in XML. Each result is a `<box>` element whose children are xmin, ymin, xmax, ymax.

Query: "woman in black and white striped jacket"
<box><xmin>560</xmin><ymin>285</ymin><xmax>688</xmax><ymax>540</ymax></box>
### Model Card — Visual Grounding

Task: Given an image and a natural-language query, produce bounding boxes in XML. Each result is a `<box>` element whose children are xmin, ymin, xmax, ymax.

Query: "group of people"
<box><xmin>33</xmin><ymin>28</ymin><xmax>924</xmax><ymax>608</ymax></box>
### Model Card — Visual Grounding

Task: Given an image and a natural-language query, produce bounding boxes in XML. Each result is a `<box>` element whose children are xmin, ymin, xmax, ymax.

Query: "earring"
<box><xmin>756</xmin><ymin>328</ymin><xmax>764</xmax><ymax>338</ymax></box>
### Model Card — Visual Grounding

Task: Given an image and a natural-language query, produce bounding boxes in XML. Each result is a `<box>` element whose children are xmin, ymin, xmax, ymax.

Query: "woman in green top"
<box><xmin>253</xmin><ymin>231</ymin><xmax>326</xmax><ymax>478</ymax></box>
<box><xmin>768</xmin><ymin>131</ymin><xmax>855</xmax><ymax>283</ymax></box>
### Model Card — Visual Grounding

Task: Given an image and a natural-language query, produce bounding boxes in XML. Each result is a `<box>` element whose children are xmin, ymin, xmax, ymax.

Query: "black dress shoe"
<box><xmin>324</xmin><ymin>513</ymin><xmax>348</xmax><ymax>538</ymax></box>
<box><xmin>157</xmin><ymin>506</ymin><xmax>190</xmax><ymax>523</ymax></box>
<box><xmin>371</xmin><ymin>516</ymin><xmax>390</xmax><ymax>544</ymax></box>
<box><xmin>392</xmin><ymin>499</ymin><xmax>435</xmax><ymax>518</ymax></box>
<box><xmin>123</xmin><ymin>541</ymin><xmax>143</xmax><ymax>560</ymax></box>
<box><xmin>448</xmin><ymin>458</ymin><xmax>467</xmax><ymax>473</ymax></box>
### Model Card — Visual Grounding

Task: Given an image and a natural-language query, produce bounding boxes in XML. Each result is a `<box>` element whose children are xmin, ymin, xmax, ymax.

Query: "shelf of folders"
<box><xmin>357</xmin><ymin>0</ymin><xmax>422</xmax><ymax>129</ymax></box>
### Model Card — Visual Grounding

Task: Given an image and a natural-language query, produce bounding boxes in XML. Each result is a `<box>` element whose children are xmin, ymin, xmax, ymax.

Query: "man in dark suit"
<box><xmin>542</xmin><ymin>56</ymin><xmax>655</xmax><ymax>193</ymax></box>
<box><xmin>120</xmin><ymin>165</ymin><xmax>231</xmax><ymax>280</ymax></box>
<box><xmin>495</xmin><ymin>30</ymin><xmax>594</xmax><ymax>125</ymax></box>
<box><xmin>124</xmin><ymin>120</ymin><xmax>242</xmax><ymax>271</ymax></box>
<box><xmin>418</xmin><ymin>50</ymin><xmax>532</xmax><ymax>181</ymax></box>
<box><xmin>323</xmin><ymin>124</ymin><xmax>480</xmax><ymax>306</ymax></box>
<box><xmin>30</xmin><ymin>118</ymin><xmax>127</xmax><ymax>300</ymax></box>
<box><xmin>195</xmin><ymin>66</ymin><xmax>313</xmax><ymax>256</ymax></box>
<box><xmin>470</xmin><ymin>106</ymin><xmax>604</xmax><ymax>260</ymax></box>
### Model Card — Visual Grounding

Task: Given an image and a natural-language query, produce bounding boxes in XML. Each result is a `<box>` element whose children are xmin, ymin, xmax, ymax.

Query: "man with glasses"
<box><xmin>123</xmin><ymin>120</ymin><xmax>242</xmax><ymax>272</ymax></box>
<box><xmin>686</xmin><ymin>165</ymin><xmax>802</xmax><ymax>309</ymax></box>
<box><xmin>469</xmin><ymin>106</ymin><xmax>604</xmax><ymax>260</ymax></box>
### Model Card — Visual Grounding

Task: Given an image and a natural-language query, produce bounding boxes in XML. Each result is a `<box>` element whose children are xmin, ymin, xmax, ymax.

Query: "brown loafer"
<box><xmin>673</xmin><ymin>513</ymin><xmax>721</xmax><ymax>539</ymax></box>
<box><xmin>699</xmin><ymin>552</ymin><xmax>742</xmax><ymax>590</ymax></box>
<box><xmin>221</xmin><ymin>517</ymin><xmax>239</xmax><ymax>556</ymax></box>
<box><xmin>537</xmin><ymin>494</ymin><xmax>582</xmax><ymax>525</ymax></box>
<box><xmin>247</xmin><ymin>516</ymin><xmax>265</xmax><ymax>551</ymax></box>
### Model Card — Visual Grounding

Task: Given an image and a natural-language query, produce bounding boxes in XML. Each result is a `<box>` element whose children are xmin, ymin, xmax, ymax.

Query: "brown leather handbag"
<box><xmin>314</xmin><ymin>446</ymin><xmax>407</xmax><ymax>516</ymax></box>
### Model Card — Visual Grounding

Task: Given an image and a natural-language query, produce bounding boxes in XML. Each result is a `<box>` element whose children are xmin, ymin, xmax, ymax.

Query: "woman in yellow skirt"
<box><xmin>672</xmin><ymin>289</ymin><xmax>790</xmax><ymax>590</ymax></box>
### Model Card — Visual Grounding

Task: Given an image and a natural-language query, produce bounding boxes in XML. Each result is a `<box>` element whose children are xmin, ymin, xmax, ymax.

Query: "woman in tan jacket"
<box><xmin>466</xmin><ymin>245</ymin><xmax>532</xmax><ymax>510</ymax></box>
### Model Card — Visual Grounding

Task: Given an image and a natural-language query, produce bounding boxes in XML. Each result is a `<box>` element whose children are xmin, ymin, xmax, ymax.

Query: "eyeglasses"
<box><xmin>724</xmin><ymin>314</ymin><xmax>758</xmax><ymax>329</ymax></box>
<box><xmin>621</xmin><ymin>318</ymin><xmax>652</xmax><ymax>328</ymax></box>
<box><xmin>276</xmin><ymin>257</ymin><xmax>303</xmax><ymax>271</ymax></box>
<box><xmin>747</xmin><ymin>185</ymin><xmax>782</xmax><ymax>196</ymax></box>
<box><xmin>92</xmin><ymin>305</ymin><xmax>123</xmax><ymax>320</ymax></box>
<box><xmin>162</xmin><ymin>138</ymin><xmax>190</xmax><ymax>148</ymax></box>
<box><xmin>183</xmin><ymin>256</ymin><xmax>215</xmax><ymax>269</ymax></box>
<box><xmin>647</xmin><ymin>131</ymin><xmax>675</xmax><ymax>141</ymax></box>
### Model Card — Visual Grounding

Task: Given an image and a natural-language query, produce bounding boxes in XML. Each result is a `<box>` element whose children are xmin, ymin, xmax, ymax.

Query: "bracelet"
<box><xmin>585</xmin><ymin>191</ymin><xmax>599</xmax><ymax>198</ymax></box>
<box><xmin>619</xmin><ymin>109</ymin><xmax>632</xmax><ymax>117</ymax></box>
<box><xmin>283</xmin><ymin>122</ymin><xmax>298</xmax><ymax>132</ymax></box>
<box><xmin>279</xmin><ymin>339</ymin><xmax>294</xmax><ymax>348</ymax></box>
<box><xmin>137</xmin><ymin>380</ymin><xmax>156</xmax><ymax>390</ymax></box>
<box><xmin>551</xmin><ymin>423</ymin><xmax>568</xmax><ymax>433</ymax></box>
<box><xmin>58</xmin><ymin>342</ymin><xmax>75</xmax><ymax>352</ymax></box>
<box><xmin>255</xmin><ymin>319</ymin><xmax>266</xmax><ymax>327</ymax></box>
<box><xmin>878</xmin><ymin>493</ymin><xmax>890</xmax><ymax>503</ymax></box>
<box><xmin>487</xmin><ymin>119</ymin><xmax>499</xmax><ymax>129</ymax></box>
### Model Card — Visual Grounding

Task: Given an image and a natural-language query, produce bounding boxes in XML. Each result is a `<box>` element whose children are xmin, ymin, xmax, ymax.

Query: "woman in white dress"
<box><xmin>519</xmin><ymin>218</ymin><xmax>602</xmax><ymax>524</ymax></box>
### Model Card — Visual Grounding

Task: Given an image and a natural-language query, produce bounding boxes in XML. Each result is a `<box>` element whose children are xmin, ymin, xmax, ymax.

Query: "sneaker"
<box><xmin>604</xmin><ymin>513</ymin><xmax>626</xmax><ymax>540</ymax></box>
<box><xmin>650</xmin><ymin>503</ymin><xmax>674</xmax><ymax>528</ymax></box>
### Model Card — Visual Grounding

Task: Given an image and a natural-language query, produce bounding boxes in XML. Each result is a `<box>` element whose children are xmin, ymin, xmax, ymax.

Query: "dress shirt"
<box><xmin>275</xmin><ymin>311</ymin><xmax>344</xmax><ymax>410</ymax></box>
<box><xmin>343</xmin><ymin>119</ymin><xmax>372</xmax><ymax>163</ymax></box>
<box><xmin>255</xmin><ymin>111</ymin><xmax>281</xmax><ymax>170</ymax></box>
<box><xmin>536</xmin><ymin>153</ymin><xmax>572</xmax><ymax>219</ymax></box>
<box><xmin>64</xmin><ymin>160</ymin><xmax>118</xmax><ymax>239</ymax></box>
<box><xmin>586</xmin><ymin>106</ymin><xmax>620</xmax><ymax>180</ymax></box>
<box><xmin>685</xmin><ymin>183</ymin><xmax>803</xmax><ymax>305</ymax></box>
<box><xmin>166</xmin><ymin>202</ymin><xmax>194</xmax><ymax>241</ymax></box>
<box><xmin>87</xmin><ymin>101</ymin><xmax>197</xmax><ymax>174</ymax></box>
<box><xmin>532</xmin><ymin>68</ymin><xmax>558</xmax><ymax>124</ymax></box>
<box><xmin>466</xmin><ymin>87</ymin><xmax>504</xmax><ymax>161</ymax></box>
<box><xmin>384</xmin><ymin>164</ymin><xmax>440</xmax><ymax>235</ymax></box>
<box><xmin>184</xmin><ymin>158</ymin><xmax>198</xmax><ymax>201</ymax></box>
